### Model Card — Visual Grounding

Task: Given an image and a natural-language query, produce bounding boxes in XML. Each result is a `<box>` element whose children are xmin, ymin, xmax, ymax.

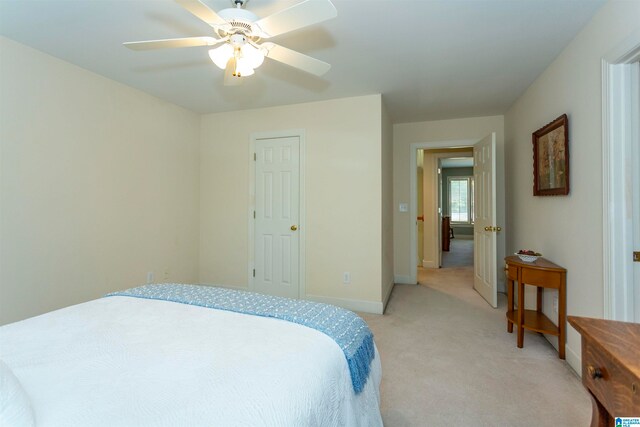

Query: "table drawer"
<box><xmin>581</xmin><ymin>340</ymin><xmax>640</xmax><ymax>416</ymax></box>
<box><xmin>521</xmin><ymin>268</ymin><xmax>561</xmax><ymax>288</ymax></box>
<box><xmin>506</xmin><ymin>264</ymin><xmax>517</xmax><ymax>280</ymax></box>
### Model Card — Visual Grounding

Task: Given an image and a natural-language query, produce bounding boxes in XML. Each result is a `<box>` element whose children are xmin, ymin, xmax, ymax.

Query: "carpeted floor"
<box><xmin>441</xmin><ymin>238</ymin><xmax>474</xmax><ymax>268</ymax></box>
<box><xmin>360</xmin><ymin>266</ymin><xmax>590</xmax><ymax>426</ymax></box>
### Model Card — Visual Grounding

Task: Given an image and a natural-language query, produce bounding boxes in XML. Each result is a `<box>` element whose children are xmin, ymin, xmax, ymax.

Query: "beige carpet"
<box><xmin>360</xmin><ymin>266</ymin><xmax>591</xmax><ymax>426</ymax></box>
<box><xmin>441</xmin><ymin>238</ymin><xmax>474</xmax><ymax>268</ymax></box>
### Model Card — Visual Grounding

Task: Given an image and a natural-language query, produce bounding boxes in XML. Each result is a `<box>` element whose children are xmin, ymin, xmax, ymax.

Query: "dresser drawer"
<box><xmin>521</xmin><ymin>268</ymin><xmax>561</xmax><ymax>288</ymax></box>
<box><xmin>581</xmin><ymin>340</ymin><xmax>640</xmax><ymax>416</ymax></box>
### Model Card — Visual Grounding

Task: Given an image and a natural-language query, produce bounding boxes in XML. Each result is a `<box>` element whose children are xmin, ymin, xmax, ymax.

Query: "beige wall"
<box><xmin>200</xmin><ymin>94</ymin><xmax>387</xmax><ymax>312</ymax></box>
<box><xmin>504</xmin><ymin>0</ymin><xmax>640</xmax><ymax>372</ymax></box>
<box><xmin>381</xmin><ymin>99</ymin><xmax>394</xmax><ymax>306</ymax></box>
<box><xmin>0</xmin><ymin>38</ymin><xmax>201</xmax><ymax>324</ymax></box>
<box><xmin>393</xmin><ymin>116</ymin><xmax>505</xmax><ymax>284</ymax></box>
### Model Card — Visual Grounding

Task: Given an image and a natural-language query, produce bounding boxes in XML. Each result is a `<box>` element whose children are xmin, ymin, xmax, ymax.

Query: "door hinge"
<box><xmin>253</xmin><ymin>153</ymin><xmax>256</xmax><ymax>161</ymax></box>
<box><xmin>253</xmin><ymin>269</ymin><xmax>255</xmax><ymax>277</ymax></box>
<box><xmin>253</xmin><ymin>210</ymin><xmax>256</xmax><ymax>219</ymax></box>
<box><xmin>634</xmin><ymin>251</ymin><xmax>640</xmax><ymax>262</ymax></box>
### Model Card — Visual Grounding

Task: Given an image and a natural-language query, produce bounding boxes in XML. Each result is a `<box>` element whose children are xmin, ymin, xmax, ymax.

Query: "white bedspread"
<box><xmin>0</xmin><ymin>296</ymin><xmax>382</xmax><ymax>426</ymax></box>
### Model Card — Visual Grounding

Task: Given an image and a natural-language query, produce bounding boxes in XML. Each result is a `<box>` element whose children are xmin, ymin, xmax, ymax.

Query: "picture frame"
<box><xmin>532</xmin><ymin>114</ymin><xmax>569</xmax><ymax>196</ymax></box>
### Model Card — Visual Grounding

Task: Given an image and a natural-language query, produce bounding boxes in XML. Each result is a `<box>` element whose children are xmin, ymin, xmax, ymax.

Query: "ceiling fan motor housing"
<box><xmin>217</xmin><ymin>8</ymin><xmax>260</xmax><ymax>38</ymax></box>
<box><xmin>229</xmin><ymin>33</ymin><xmax>248</xmax><ymax>47</ymax></box>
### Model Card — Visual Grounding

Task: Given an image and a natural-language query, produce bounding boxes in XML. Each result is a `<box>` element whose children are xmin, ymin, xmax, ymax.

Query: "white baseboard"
<box><xmin>394</xmin><ymin>275</ymin><xmax>416</xmax><ymax>285</ymax></box>
<box><xmin>306</xmin><ymin>294</ymin><xmax>383</xmax><ymax>314</ymax></box>
<box><xmin>564</xmin><ymin>343</ymin><xmax>581</xmax><ymax>376</ymax></box>
<box><xmin>382</xmin><ymin>281</ymin><xmax>395</xmax><ymax>313</ymax></box>
<box><xmin>422</xmin><ymin>260</ymin><xmax>438</xmax><ymax>268</ymax></box>
<box><xmin>544</xmin><ymin>334</ymin><xmax>581</xmax><ymax>376</ymax></box>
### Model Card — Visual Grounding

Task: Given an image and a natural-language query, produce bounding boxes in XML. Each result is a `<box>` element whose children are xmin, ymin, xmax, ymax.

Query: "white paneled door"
<box><xmin>473</xmin><ymin>133</ymin><xmax>498</xmax><ymax>308</ymax></box>
<box><xmin>254</xmin><ymin>136</ymin><xmax>300</xmax><ymax>299</ymax></box>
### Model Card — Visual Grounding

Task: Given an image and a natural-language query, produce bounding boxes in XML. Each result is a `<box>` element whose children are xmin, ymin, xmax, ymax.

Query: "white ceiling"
<box><xmin>0</xmin><ymin>0</ymin><xmax>605</xmax><ymax>123</ymax></box>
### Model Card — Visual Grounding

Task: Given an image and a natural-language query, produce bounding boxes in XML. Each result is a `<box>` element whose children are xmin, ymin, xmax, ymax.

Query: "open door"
<box><xmin>473</xmin><ymin>133</ymin><xmax>498</xmax><ymax>308</ymax></box>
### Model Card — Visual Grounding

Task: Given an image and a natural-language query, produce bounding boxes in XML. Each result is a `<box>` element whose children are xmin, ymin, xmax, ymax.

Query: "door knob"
<box><xmin>291</xmin><ymin>225</ymin><xmax>298</xmax><ymax>231</ymax></box>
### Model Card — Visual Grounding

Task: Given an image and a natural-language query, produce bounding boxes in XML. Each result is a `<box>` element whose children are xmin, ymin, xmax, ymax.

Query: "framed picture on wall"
<box><xmin>532</xmin><ymin>114</ymin><xmax>569</xmax><ymax>196</ymax></box>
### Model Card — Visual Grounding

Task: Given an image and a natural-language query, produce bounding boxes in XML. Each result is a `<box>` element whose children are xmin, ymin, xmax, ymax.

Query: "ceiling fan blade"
<box><xmin>255</xmin><ymin>0</ymin><xmax>337</xmax><ymax>38</ymax></box>
<box><xmin>264</xmin><ymin>43</ymin><xmax>330</xmax><ymax>76</ymax></box>
<box><xmin>224</xmin><ymin>58</ymin><xmax>243</xmax><ymax>86</ymax></box>
<box><xmin>124</xmin><ymin>36</ymin><xmax>223</xmax><ymax>50</ymax></box>
<box><xmin>174</xmin><ymin>0</ymin><xmax>227</xmax><ymax>27</ymax></box>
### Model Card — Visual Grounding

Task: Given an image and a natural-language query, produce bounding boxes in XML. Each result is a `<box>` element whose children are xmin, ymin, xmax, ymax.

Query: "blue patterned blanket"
<box><xmin>106</xmin><ymin>284</ymin><xmax>375</xmax><ymax>394</ymax></box>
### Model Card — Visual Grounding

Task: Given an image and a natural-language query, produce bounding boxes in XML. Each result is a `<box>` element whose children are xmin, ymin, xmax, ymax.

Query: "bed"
<box><xmin>0</xmin><ymin>284</ymin><xmax>382</xmax><ymax>426</ymax></box>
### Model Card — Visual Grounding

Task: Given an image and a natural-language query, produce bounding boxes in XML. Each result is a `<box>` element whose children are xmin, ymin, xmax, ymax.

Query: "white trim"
<box><xmin>409</xmin><ymin>140</ymin><xmax>478</xmax><ymax>284</ymax></box>
<box><xmin>602</xmin><ymin>30</ymin><xmax>640</xmax><ymax>321</ymax></box>
<box><xmin>249</xmin><ymin>129</ymin><xmax>306</xmax><ymax>299</ymax></box>
<box><xmin>565</xmin><ymin>344</ymin><xmax>582</xmax><ymax>377</ymax></box>
<box><xmin>382</xmin><ymin>282</ymin><xmax>395</xmax><ymax>313</ymax></box>
<box><xmin>422</xmin><ymin>260</ymin><xmax>438</xmax><ymax>269</ymax></box>
<box><xmin>306</xmin><ymin>294</ymin><xmax>384</xmax><ymax>315</ymax></box>
<box><xmin>394</xmin><ymin>274</ymin><xmax>415</xmax><ymax>285</ymax></box>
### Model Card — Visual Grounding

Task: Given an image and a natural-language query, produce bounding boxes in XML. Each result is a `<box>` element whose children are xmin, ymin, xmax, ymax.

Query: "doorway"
<box><xmin>440</xmin><ymin>156</ymin><xmax>474</xmax><ymax>268</ymax></box>
<box><xmin>410</xmin><ymin>134</ymin><xmax>501</xmax><ymax>308</ymax></box>
<box><xmin>416</xmin><ymin>148</ymin><xmax>473</xmax><ymax>269</ymax></box>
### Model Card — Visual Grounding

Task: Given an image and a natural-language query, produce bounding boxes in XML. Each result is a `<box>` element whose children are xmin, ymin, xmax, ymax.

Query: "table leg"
<box><xmin>536</xmin><ymin>287</ymin><xmax>543</xmax><ymax>312</ymax></box>
<box><xmin>517</xmin><ymin>281</ymin><xmax>525</xmax><ymax>348</ymax></box>
<box><xmin>507</xmin><ymin>278</ymin><xmax>514</xmax><ymax>333</ymax></box>
<box><xmin>588</xmin><ymin>391</ymin><xmax>610</xmax><ymax>427</ymax></box>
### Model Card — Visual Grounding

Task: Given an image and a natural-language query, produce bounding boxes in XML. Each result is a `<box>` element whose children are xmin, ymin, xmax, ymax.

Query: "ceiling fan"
<box><xmin>124</xmin><ymin>0</ymin><xmax>337</xmax><ymax>85</ymax></box>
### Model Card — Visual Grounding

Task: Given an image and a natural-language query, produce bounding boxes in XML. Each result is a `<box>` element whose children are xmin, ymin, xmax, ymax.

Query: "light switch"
<box><xmin>399</xmin><ymin>203</ymin><xmax>408</xmax><ymax>212</ymax></box>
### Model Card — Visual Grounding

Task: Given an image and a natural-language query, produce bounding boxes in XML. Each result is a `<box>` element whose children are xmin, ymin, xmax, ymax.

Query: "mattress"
<box><xmin>0</xmin><ymin>295</ymin><xmax>382</xmax><ymax>426</ymax></box>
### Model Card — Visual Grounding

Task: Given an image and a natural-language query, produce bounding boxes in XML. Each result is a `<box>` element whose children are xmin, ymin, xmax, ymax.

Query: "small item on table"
<box><xmin>516</xmin><ymin>249</ymin><xmax>541</xmax><ymax>262</ymax></box>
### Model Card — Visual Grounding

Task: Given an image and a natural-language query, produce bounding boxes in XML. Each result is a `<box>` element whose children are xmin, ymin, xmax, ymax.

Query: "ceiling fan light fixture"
<box><xmin>209</xmin><ymin>44</ymin><xmax>234</xmax><ymax>69</ymax></box>
<box><xmin>240</xmin><ymin>44</ymin><xmax>265</xmax><ymax>69</ymax></box>
<box><xmin>234</xmin><ymin>57</ymin><xmax>255</xmax><ymax>76</ymax></box>
<box><xmin>210</xmin><ymin>42</ymin><xmax>264</xmax><ymax>75</ymax></box>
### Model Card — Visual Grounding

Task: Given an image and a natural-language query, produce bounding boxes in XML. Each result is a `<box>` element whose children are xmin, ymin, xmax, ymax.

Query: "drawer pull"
<box><xmin>633</xmin><ymin>382</ymin><xmax>637</xmax><ymax>394</ymax></box>
<box><xmin>587</xmin><ymin>365</ymin><xmax>603</xmax><ymax>379</ymax></box>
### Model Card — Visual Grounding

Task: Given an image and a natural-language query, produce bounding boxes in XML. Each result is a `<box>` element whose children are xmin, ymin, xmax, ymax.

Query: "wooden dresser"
<box><xmin>568</xmin><ymin>316</ymin><xmax>640</xmax><ymax>426</ymax></box>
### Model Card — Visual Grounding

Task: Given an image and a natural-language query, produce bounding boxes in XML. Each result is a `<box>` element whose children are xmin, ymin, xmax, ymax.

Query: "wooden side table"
<box><xmin>504</xmin><ymin>255</ymin><xmax>567</xmax><ymax>359</ymax></box>
<box><xmin>568</xmin><ymin>316</ymin><xmax>640</xmax><ymax>426</ymax></box>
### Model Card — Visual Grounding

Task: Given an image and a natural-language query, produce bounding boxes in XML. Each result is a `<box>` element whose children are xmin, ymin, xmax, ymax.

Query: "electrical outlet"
<box><xmin>163</xmin><ymin>269</ymin><xmax>169</xmax><ymax>282</ymax></box>
<box><xmin>146</xmin><ymin>271</ymin><xmax>154</xmax><ymax>284</ymax></box>
<box><xmin>553</xmin><ymin>295</ymin><xmax>558</xmax><ymax>313</ymax></box>
<box><xmin>343</xmin><ymin>272</ymin><xmax>351</xmax><ymax>284</ymax></box>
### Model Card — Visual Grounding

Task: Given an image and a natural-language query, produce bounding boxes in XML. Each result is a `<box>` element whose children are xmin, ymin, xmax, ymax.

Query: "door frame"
<box><xmin>602</xmin><ymin>30</ymin><xmax>640</xmax><ymax>321</ymax></box>
<box><xmin>249</xmin><ymin>129</ymin><xmax>306</xmax><ymax>298</ymax></box>
<box><xmin>409</xmin><ymin>139</ymin><xmax>478</xmax><ymax>284</ymax></box>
